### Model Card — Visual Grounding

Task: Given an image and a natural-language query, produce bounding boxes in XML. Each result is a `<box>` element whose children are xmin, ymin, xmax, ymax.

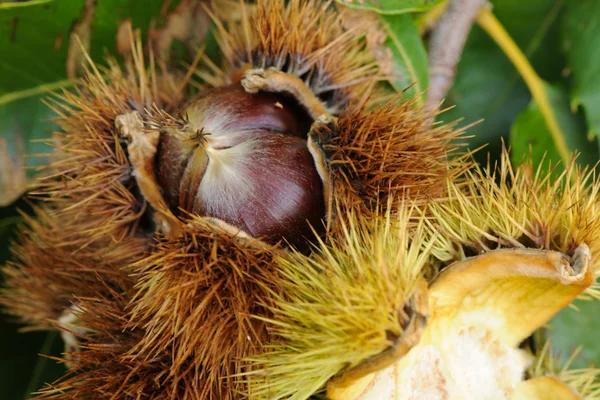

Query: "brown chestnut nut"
<box><xmin>156</xmin><ymin>85</ymin><xmax>326</xmax><ymax>248</ymax></box>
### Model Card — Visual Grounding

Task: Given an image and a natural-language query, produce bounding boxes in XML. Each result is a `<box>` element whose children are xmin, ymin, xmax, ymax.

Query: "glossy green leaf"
<box><xmin>0</xmin><ymin>0</ymin><xmax>168</xmax><ymax>96</ymax></box>
<box><xmin>335</xmin><ymin>0</ymin><xmax>443</xmax><ymax>15</ymax></box>
<box><xmin>510</xmin><ymin>83</ymin><xmax>597</xmax><ymax>170</ymax></box>
<box><xmin>562</xmin><ymin>1</ymin><xmax>600</xmax><ymax>143</ymax></box>
<box><xmin>380</xmin><ymin>13</ymin><xmax>428</xmax><ymax>102</ymax></box>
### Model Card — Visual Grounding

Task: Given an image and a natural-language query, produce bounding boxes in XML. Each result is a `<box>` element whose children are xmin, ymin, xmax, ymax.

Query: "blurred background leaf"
<box><xmin>380</xmin><ymin>13</ymin><xmax>428</xmax><ymax>103</ymax></box>
<box><xmin>562</xmin><ymin>0</ymin><xmax>600</xmax><ymax>145</ymax></box>
<box><xmin>510</xmin><ymin>82</ymin><xmax>597</xmax><ymax>170</ymax></box>
<box><xmin>0</xmin><ymin>203</ymin><xmax>65</xmax><ymax>400</ymax></box>
<box><xmin>550</xmin><ymin>299</ymin><xmax>600</xmax><ymax>369</ymax></box>
<box><xmin>439</xmin><ymin>0</ymin><xmax>570</xmax><ymax>162</ymax></box>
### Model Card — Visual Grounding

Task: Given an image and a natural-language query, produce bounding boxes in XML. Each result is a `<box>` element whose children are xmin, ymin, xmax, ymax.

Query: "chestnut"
<box><xmin>156</xmin><ymin>85</ymin><xmax>326</xmax><ymax>248</ymax></box>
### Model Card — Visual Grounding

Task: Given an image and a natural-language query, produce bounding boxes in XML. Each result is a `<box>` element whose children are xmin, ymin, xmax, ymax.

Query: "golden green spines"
<box><xmin>427</xmin><ymin>149</ymin><xmax>600</xmax><ymax>273</ymax></box>
<box><xmin>246</xmin><ymin>207</ymin><xmax>432</xmax><ymax>399</ymax></box>
<box><xmin>524</xmin><ymin>338</ymin><xmax>600</xmax><ymax>399</ymax></box>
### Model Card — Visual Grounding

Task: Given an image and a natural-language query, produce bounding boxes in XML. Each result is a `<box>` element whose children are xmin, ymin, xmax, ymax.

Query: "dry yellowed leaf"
<box><xmin>66</xmin><ymin>0</ymin><xmax>96</xmax><ymax>79</ymax></box>
<box><xmin>0</xmin><ymin>135</ymin><xmax>27</xmax><ymax>206</ymax></box>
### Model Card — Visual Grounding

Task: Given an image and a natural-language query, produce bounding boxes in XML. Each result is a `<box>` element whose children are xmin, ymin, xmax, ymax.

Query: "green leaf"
<box><xmin>550</xmin><ymin>299</ymin><xmax>600</xmax><ymax>369</ymax></box>
<box><xmin>0</xmin><ymin>0</ymin><xmax>81</xmax><ymax>96</ymax></box>
<box><xmin>0</xmin><ymin>0</ymin><xmax>169</xmax><ymax>206</ymax></box>
<box><xmin>440</xmin><ymin>0</ymin><xmax>567</xmax><ymax>163</ymax></box>
<box><xmin>0</xmin><ymin>215</ymin><xmax>22</xmax><ymax>236</ymax></box>
<box><xmin>509</xmin><ymin>83</ymin><xmax>597</xmax><ymax>170</ymax></box>
<box><xmin>335</xmin><ymin>0</ymin><xmax>443</xmax><ymax>14</ymax></box>
<box><xmin>0</xmin><ymin>0</ymin><xmax>167</xmax><ymax>97</ymax></box>
<box><xmin>0</xmin><ymin>93</ymin><xmax>62</xmax><ymax>206</ymax></box>
<box><xmin>562</xmin><ymin>1</ymin><xmax>600</xmax><ymax>144</ymax></box>
<box><xmin>490</xmin><ymin>0</ymin><xmax>566</xmax><ymax>81</ymax></box>
<box><xmin>380</xmin><ymin>13</ymin><xmax>428</xmax><ymax>102</ymax></box>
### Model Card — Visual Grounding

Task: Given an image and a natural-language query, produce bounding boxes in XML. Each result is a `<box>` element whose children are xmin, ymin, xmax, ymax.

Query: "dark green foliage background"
<box><xmin>0</xmin><ymin>0</ymin><xmax>599</xmax><ymax>397</ymax></box>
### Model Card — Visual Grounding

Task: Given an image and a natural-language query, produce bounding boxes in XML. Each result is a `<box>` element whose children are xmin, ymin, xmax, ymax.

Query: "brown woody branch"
<box><xmin>426</xmin><ymin>0</ymin><xmax>490</xmax><ymax>110</ymax></box>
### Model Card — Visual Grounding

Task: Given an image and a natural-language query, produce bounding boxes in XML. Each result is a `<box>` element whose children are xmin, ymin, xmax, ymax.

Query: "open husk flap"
<box><xmin>328</xmin><ymin>244</ymin><xmax>593</xmax><ymax>400</ymax></box>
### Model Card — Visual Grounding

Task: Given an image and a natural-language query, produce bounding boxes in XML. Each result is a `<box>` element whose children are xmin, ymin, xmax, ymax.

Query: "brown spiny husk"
<box><xmin>1</xmin><ymin>39</ymin><xmax>192</xmax><ymax>328</ymax></box>
<box><xmin>204</xmin><ymin>0</ymin><xmax>381</xmax><ymax>112</ymax></box>
<box><xmin>126</xmin><ymin>217</ymin><xmax>281</xmax><ymax>399</ymax></box>
<box><xmin>324</xmin><ymin>97</ymin><xmax>471</xmax><ymax>217</ymax></box>
<box><xmin>38</xmin><ymin>287</ymin><xmax>173</xmax><ymax>399</ymax></box>
<box><xmin>1</xmin><ymin>206</ymin><xmax>145</xmax><ymax>330</ymax></box>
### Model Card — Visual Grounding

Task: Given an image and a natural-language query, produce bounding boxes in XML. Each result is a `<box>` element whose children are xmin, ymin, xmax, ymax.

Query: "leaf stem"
<box><xmin>0</xmin><ymin>79</ymin><xmax>75</xmax><ymax>108</ymax></box>
<box><xmin>476</xmin><ymin>8</ymin><xmax>571</xmax><ymax>167</ymax></box>
<box><xmin>0</xmin><ymin>0</ymin><xmax>52</xmax><ymax>10</ymax></box>
<box><xmin>24</xmin><ymin>331</ymin><xmax>59</xmax><ymax>399</ymax></box>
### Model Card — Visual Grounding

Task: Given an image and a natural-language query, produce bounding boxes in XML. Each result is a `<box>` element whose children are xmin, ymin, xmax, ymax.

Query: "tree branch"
<box><xmin>426</xmin><ymin>0</ymin><xmax>490</xmax><ymax>110</ymax></box>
